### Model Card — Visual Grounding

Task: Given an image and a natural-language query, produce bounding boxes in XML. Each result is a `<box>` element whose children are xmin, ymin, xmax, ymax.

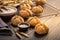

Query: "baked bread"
<box><xmin>20</xmin><ymin>3</ymin><xmax>31</xmax><ymax>10</ymax></box>
<box><xmin>27</xmin><ymin>16</ymin><xmax>41</xmax><ymax>26</ymax></box>
<box><xmin>11</xmin><ymin>15</ymin><xmax>24</xmax><ymax>26</ymax></box>
<box><xmin>35</xmin><ymin>23</ymin><xmax>49</xmax><ymax>35</ymax></box>
<box><xmin>32</xmin><ymin>6</ymin><xmax>43</xmax><ymax>14</ymax></box>
<box><xmin>19</xmin><ymin>9</ymin><xmax>32</xmax><ymax>18</ymax></box>
<box><xmin>24</xmin><ymin>0</ymin><xmax>33</xmax><ymax>6</ymax></box>
<box><xmin>2</xmin><ymin>0</ymin><xmax>20</xmax><ymax>7</ymax></box>
<box><xmin>35</xmin><ymin>0</ymin><xmax>46</xmax><ymax>5</ymax></box>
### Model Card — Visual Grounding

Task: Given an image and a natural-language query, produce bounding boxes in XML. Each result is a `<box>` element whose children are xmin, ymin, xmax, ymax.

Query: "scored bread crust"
<box><xmin>11</xmin><ymin>15</ymin><xmax>24</xmax><ymax>25</ymax></box>
<box><xmin>19</xmin><ymin>9</ymin><xmax>32</xmax><ymax>18</ymax></box>
<box><xmin>20</xmin><ymin>3</ymin><xmax>31</xmax><ymax>10</ymax></box>
<box><xmin>26</xmin><ymin>9</ymin><xmax>32</xmax><ymax>16</ymax></box>
<box><xmin>35</xmin><ymin>23</ymin><xmax>49</xmax><ymax>34</ymax></box>
<box><xmin>35</xmin><ymin>0</ymin><xmax>46</xmax><ymax>5</ymax></box>
<box><xmin>32</xmin><ymin>6</ymin><xmax>43</xmax><ymax>14</ymax></box>
<box><xmin>27</xmin><ymin>16</ymin><xmax>41</xmax><ymax>26</ymax></box>
<box><xmin>27</xmin><ymin>17</ymin><xmax>33</xmax><ymax>23</ymax></box>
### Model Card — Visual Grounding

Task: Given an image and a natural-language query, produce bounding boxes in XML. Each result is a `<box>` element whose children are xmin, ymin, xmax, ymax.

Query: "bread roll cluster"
<box><xmin>19</xmin><ymin>0</ymin><xmax>33</xmax><ymax>18</ymax></box>
<box><xmin>19</xmin><ymin>0</ymin><xmax>46</xmax><ymax>18</ymax></box>
<box><xmin>11</xmin><ymin>0</ymin><xmax>49</xmax><ymax>35</ymax></box>
<box><xmin>27</xmin><ymin>16</ymin><xmax>49</xmax><ymax>35</ymax></box>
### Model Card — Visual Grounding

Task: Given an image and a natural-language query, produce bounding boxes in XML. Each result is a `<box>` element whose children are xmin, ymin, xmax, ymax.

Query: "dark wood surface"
<box><xmin>0</xmin><ymin>0</ymin><xmax>60</xmax><ymax>40</ymax></box>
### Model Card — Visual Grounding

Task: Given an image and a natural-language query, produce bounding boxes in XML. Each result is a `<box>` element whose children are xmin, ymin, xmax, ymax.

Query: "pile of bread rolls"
<box><xmin>11</xmin><ymin>0</ymin><xmax>49</xmax><ymax>35</ymax></box>
<box><xmin>27</xmin><ymin>16</ymin><xmax>49</xmax><ymax>35</ymax></box>
<box><xmin>19</xmin><ymin>0</ymin><xmax>45</xmax><ymax>18</ymax></box>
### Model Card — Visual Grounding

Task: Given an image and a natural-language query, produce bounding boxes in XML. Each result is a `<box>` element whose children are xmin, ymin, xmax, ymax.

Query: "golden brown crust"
<box><xmin>11</xmin><ymin>15</ymin><xmax>24</xmax><ymax>26</ymax></box>
<box><xmin>32</xmin><ymin>6</ymin><xmax>43</xmax><ymax>14</ymax></box>
<box><xmin>2</xmin><ymin>0</ymin><xmax>20</xmax><ymax>7</ymax></box>
<box><xmin>27</xmin><ymin>17</ymin><xmax>33</xmax><ymax>23</ymax></box>
<box><xmin>35</xmin><ymin>23</ymin><xmax>49</xmax><ymax>35</ymax></box>
<box><xmin>20</xmin><ymin>3</ymin><xmax>31</xmax><ymax>10</ymax></box>
<box><xmin>35</xmin><ymin>0</ymin><xmax>46</xmax><ymax>5</ymax></box>
<box><xmin>24</xmin><ymin>0</ymin><xmax>33</xmax><ymax>6</ymax></box>
<box><xmin>34</xmin><ymin>16</ymin><xmax>41</xmax><ymax>24</ymax></box>
<box><xmin>19</xmin><ymin>9</ymin><xmax>32</xmax><ymax>18</ymax></box>
<box><xmin>27</xmin><ymin>16</ymin><xmax>41</xmax><ymax>26</ymax></box>
<box><xmin>26</xmin><ymin>9</ymin><xmax>32</xmax><ymax>16</ymax></box>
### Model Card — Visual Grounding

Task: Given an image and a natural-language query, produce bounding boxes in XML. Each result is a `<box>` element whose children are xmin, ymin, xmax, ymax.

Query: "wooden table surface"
<box><xmin>47</xmin><ymin>0</ymin><xmax>60</xmax><ymax>10</ymax></box>
<box><xmin>0</xmin><ymin>0</ymin><xmax>60</xmax><ymax>40</ymax></box>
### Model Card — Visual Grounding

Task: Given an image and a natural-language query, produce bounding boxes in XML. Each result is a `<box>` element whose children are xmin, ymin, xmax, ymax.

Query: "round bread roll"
<box><xmin>35</xmin><ymin>0</ymin><xmax>46</xmax><ymax>5</ymax></box>
<box><xmin>32</xmin><ymin>6</ymin><xmax>43</xmax><ymax>14</ymax></box>
<box><xmin>27</xmin><ymin>16</ymin><xmax>41</xmax><ymax>26</ymax></box>
<box><xmin>19</xmin><ymin>9</ymin><xmax>32</xmax><ymax>18</ymax></box>
<box><xmin>24</xmin><ymin>0</ymin><xmax>33</xmax><ymax>6</ymax></box>
<box><xmin>11</xmin><ymin>15</ymin><xmax>24</xmax><ymax>26</ymax></box>
<box><xmin>20</xmin><ymin>3</ymin><xmax>31</xmax><ymax>10</ymax></box>
<box><xmin>35</xmin><ymin>23</ymin><xmax>49</xmax><ymax>35</ymax></box>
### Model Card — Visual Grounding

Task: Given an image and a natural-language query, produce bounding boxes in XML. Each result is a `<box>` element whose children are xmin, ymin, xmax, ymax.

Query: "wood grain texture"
<box><xmin>41</xmin><ymin>4</ymin><xmax>58</xmax><ymax>16</ymax></box>
<box><xmin>47</xmin><ymin>0</ymin><xmax>60</xmax><ymax>10</ymax></box>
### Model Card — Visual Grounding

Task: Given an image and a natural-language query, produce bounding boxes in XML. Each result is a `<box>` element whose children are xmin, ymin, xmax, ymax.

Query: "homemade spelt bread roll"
<box><xmin>35</xmin><ymin>0</ymin><xmax>46</xmax><ymax>5</ymax></box>
<box><xmin>27</xmin><ymin>16</ymin><xmax>41</xmax><ymax>26</ymax></box>
<box><xmin>32</xmin><ymin>6</ymin><xmax>43</xmax><ymax>14</ymax></box>
<box><xmin>20</xmin><ymin>3</ymin><xmax>31</xmax><ymax>10</ymax></box>
<box><xmin>35</xmin><ymin>23</ymin><xmax>49</xmax><ymax>35</ymax></box>
<box><xmin>19</xmin><ymin>9</ymin><xmax>32</xmax><ymax>18</ymax></box>
<box><xmin>24</xmin><ymin>0</ymin><xmax>33</xmax><ymax>6</ymax></box>
<box><xmin>11</xmin><ymin>15</ymin><xmax>24</xmax><ymax>26</ymax></box>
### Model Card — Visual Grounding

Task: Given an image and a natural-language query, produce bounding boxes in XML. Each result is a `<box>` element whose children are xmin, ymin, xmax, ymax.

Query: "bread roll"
<box><xmin>35</xmin><ymin>23</ymin><xmax>49</xmax><ymax>35</ymax></box>
<box><xmin>19</xmin><ymin>9</ymin><xmax>32</xmax><ymax>18</ymax></box>
<box><xmin>20</xmin><ymin>3</ymin><xmax>31</xmax><ymax>10</ymax></box>
<box><xmin>32</xmin><ymin>6</ymin><xmax>43</xmax><ymax>14</ymax></box>
<box><xmin>24</xmin><ymin>0</ymin><xmax>33</xmax><ymax>6</ymax></box>
<box><xmin>35</xmin><ymin>0</ymin><xmax>46</xmax><ymax>5</ymax></box>
<box><xmin>11</xmin><ymin>15</ymin><xmax>24</xmax><ymax>26</ymax></box>
<box><xmin>27</xmin><ymin>16</ymin><xmax>41</xmax><ymax>26</ymax></box>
